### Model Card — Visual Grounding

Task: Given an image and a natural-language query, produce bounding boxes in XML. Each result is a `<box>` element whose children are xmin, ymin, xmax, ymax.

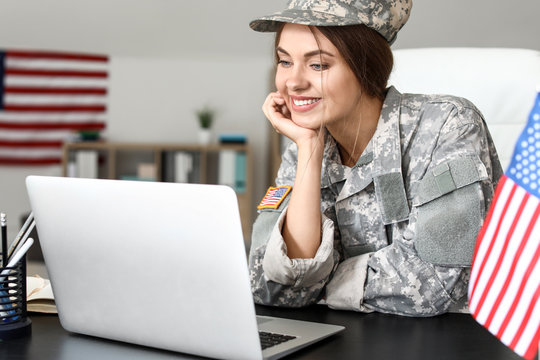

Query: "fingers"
<box><xmin>262</xmin><ymin>92</ymin><xmax>290</xmax><ymax>133</ymax></box>
<box><xmin>263</xmin><ymin>92</ymin><xmax>289</xmax><ymax>122</ymax></box>
<box><xmin>262</xmin><ymin>92</ymin><xmax>320</xmax><ymax>143</ymax></box>
<box><xmin>262</xmin><ymin>93</ymin><xmax>284</xmax><ymax>135</ymax></box>
<box><xmin>272</xmin><ymin>92</ymin><xmax>286</xmax><ymax>105</ymax></box>
<box><xmin>279</xmin><ymin>103</ymin><xmax>291</xmax><ymax>119</ymax></box>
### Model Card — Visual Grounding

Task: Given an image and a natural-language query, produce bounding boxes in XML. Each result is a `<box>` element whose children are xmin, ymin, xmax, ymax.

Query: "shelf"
<box><xmin>62</xmin><ymin>141</ymin><xmax>253</xmax><ymax>242</ymax></box>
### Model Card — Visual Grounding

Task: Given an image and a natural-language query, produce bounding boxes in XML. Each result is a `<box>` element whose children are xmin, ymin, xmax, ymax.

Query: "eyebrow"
<box><xmin>276</xmin><ymin>47</ymin><xmax>335</xmax><ymax>59</ymax></box>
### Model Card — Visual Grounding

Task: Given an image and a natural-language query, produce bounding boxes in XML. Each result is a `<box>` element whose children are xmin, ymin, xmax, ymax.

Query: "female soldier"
<box><xmin>248</xmin><ymin>0</ymin><xmax>503</xmax><ymax>316</ymax></box>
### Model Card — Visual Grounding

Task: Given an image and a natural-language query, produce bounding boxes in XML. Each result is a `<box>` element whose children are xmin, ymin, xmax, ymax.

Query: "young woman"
<box><xmin>248</xmin><ymin>0</ymin><xmax>502</xmax><ymax>316</ymax></box>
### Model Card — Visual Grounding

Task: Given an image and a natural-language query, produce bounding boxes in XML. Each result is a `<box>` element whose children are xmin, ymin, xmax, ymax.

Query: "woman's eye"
<box><xmin>311</xmin><ymin>63</ymin><xmax>329</xmax><ymax>71</ymax></box>
<box><xmin>277</xmin><ymin>60</ymin><xmax>292</xmax><ymax>67</ymax></box>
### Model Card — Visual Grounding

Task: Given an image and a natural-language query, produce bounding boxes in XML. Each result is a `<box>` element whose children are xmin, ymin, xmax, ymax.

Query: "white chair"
<box><xmin>389</xmin><ymin>47</ymin><xmax>540</xmax><ymax>170</ymax></box>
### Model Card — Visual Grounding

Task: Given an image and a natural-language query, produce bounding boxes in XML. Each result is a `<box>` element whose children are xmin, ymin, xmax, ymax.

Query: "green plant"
<box><xmin>196</xmin><ymin>106</ymin><xmax>214</xmax><ymax>129</ymax></box>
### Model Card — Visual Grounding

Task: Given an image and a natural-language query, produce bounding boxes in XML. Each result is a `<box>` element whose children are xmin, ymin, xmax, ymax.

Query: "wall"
<box><xmin>106</xmin><ymin>55</ymin><xmax>273</xmax><ymax>207</ymax></box>
<box><xmin>394</xmin><ymin>0</ymin><xmax>540</xmax><ymax>51</ymax></box>
<box><xmin>1</xmin><ymin>0</ymin><xmax>539</xmax><ymax>241</ymax></box>
<box><xmin>0</xmin><ymin>55</ymin><xmax>275</xmax><ymax>241</ymax></box>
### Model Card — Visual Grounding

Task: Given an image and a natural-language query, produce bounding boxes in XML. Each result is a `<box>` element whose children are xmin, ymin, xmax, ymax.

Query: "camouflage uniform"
<box><xmin>249</xmin><ymin>86</ymin><xmax>503</xmax><ymax>316</ymax></box>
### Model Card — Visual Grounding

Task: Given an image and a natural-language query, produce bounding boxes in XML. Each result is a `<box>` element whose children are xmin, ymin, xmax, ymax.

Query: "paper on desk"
<box><xmin>26</xmin><ymin>275</ymin><xmax>57</xmax><ymax>314</ymax></box>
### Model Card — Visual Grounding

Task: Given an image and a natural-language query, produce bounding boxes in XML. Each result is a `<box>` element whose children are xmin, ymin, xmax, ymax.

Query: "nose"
<box><xmin>285</xmin><ymin>66</ymin><xmax>309</xmax><ymax>92</ymax></box>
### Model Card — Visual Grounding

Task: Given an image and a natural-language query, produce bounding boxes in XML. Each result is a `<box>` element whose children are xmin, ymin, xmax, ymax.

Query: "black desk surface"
<box><xmin>1</xmin><ymin>305</ymin><xmax>524</xmax><ymax>360</ymax></box>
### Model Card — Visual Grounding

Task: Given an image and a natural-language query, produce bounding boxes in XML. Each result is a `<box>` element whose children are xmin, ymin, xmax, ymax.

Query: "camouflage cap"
<box><xmin>250</xmin><ymin>0</ymin><xmax>412</xmax><ymax>44</ymax></box>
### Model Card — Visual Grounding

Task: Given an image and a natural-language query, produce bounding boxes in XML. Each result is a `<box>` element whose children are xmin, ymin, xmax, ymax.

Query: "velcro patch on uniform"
<box><xmin>257</xmin><ymin>186</ymin><xmax>292</xmax><ymax>210</ymax></box>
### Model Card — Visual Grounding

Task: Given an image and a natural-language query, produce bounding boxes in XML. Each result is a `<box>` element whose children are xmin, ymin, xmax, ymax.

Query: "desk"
<box><xmin>1</xmin><ymin>305</ymin><xmax>523</xmax><ymax>360</ymax></box>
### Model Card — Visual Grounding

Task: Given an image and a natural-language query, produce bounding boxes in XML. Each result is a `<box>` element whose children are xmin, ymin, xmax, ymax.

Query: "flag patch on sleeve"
<box><xmin>257</xmin><ymin>186</ymin><xmax>292</xmax><ymax>210</ymax></box>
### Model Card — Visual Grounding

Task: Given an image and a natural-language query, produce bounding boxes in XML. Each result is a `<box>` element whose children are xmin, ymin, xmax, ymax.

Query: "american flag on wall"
<box><xmin>468</xmin><ymin>91</ymin><xmax>540</xmax><ymax>360</ymax></box>
<box><xmin>0</xmin><ymin>50</ymin><xmax>108</xmax><ymax>165</ymax></box>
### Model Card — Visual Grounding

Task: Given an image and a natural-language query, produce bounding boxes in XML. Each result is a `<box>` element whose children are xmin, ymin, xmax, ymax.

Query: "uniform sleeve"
<box><xmin>330</xmin><ymin>101</ymin><xmax>501</xmax><ymax>316</ymax></box>
<box><xmin>248</xmin><ymin>143</ymin><xmax>339</xmax><ymax>307</ymax></box>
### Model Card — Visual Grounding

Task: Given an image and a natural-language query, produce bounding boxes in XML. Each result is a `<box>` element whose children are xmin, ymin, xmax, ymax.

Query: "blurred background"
<box><xmin>0</xmin><ymin>0</ymin><xmax>539</xmax><ymax>244</ymax></box>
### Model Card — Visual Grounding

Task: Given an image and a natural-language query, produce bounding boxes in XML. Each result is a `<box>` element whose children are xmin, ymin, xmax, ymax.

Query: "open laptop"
<box><xmin>26</xmin><ymin>175</ymin><xmax>344</xmax><ymax>360</ymax></box>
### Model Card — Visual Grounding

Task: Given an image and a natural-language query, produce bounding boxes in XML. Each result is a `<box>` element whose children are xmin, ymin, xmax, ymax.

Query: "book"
<box><xmin>161</xmin><ymin>151</ymin><xmax>175</xmax><ymax>182</ymax></box>
<box><xmin>234</xmin><ymin>152</ymin><xmax>246</xmax><ymax>193</ymax></box>
<box><xmin>174</xmin><ymin>152</ymin><xmax>193</xmax><ymax>183</ymax></box>
<box><xmin>26</xmin><ymin>275</ymin><xmax>57</xmax><ymax>314</ymax></box>
<box><xmin>75</xmin><ymin>150</ymin><xmax>98</xmax><ymax>178</ymax></box>
<box><xmin>218</xmin><ymin>150</ymin><xmax>247</xmax><ymax>192</ymax></box>
<box><xmin>67</xmin><ymin>161</ymin><xmax>77</xmax><ymax>177</ymax></box>
<box><xmin>218</xmin><ymin>150</ymin><xmax>236</xmax><ymax>188</ymax></box>
<box><xmin>120</xmin><ymin>176</ymin><xmax>154</xmax><ymax>181</ymax></box>
<box><xmin>218</xmin><ymin>133</ymin><xmax>247</xmax><ymax>144</ymax></box>
<box><xmin>137</xmin><ymin>163</ymin><xmax>156</xmax><ymax>181</ymax></box>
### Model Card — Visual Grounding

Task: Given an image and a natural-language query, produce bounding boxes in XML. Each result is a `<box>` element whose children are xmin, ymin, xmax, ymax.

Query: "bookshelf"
<box><xmin>62</xmin><ymin>142</ymin><xmax>253</xmax><ymax>242</ymax></box>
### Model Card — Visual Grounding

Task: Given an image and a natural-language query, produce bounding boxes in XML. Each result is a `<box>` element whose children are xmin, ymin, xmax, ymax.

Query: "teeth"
<box><xmin>293</xmin><ymin>98</ymin><xmax>319</xmax><ymax>106</ymax></box>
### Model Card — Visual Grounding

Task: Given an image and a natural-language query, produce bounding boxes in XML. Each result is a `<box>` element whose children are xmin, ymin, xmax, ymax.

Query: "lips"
<box><xmin>290</xmin><ymin>95</ymin><xmax>321</xmax><ymax>113</ymax></box>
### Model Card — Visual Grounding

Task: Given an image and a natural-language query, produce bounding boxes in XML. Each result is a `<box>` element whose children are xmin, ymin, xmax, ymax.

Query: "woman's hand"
<box><xmin>262</xmin><ymin>92</ymin><xmax>320</xmax><ymax>146</ymax></box>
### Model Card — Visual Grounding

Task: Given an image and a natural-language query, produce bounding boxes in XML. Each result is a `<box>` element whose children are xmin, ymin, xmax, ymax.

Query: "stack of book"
<box><xmin>162</xmin><ymin>151</ymin><xmax>200</xmax><ymax>184</ymax></box>
<box><xmin>218</xmin><ymin>150</ymin><xmax>246</xmax><ymax>193</ymax></box>
<box><xmin>67</xmin><ymin>150</ymin><xmax>98</xmax><ymax>178</ymax></box>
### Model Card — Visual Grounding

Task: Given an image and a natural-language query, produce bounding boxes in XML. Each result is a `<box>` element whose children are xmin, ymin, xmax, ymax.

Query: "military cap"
<box><xmin>250</xmin><ymin>0</ymin><xmax>412</xmax><ymax>44</ymax></box>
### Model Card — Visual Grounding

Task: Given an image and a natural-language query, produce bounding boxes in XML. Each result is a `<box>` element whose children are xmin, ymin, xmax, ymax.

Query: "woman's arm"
<box><xmin>262</xmin><ymin>92</ymin><xmax>325</xmax><ymax>259</ymax></box>
<box><xmin>248</xmin><ymin>143</ymin><xmax>338</xmax><ymax>307</ymax></box>
<box><xmin>246</xmin><ymin>92</ymin><xmax>337</xmax><ymax>307</ymax></box>
<box><xmin>282</xmin><ymin>137</ymin><xmax>323</xmax><ymax>258</ymax></box>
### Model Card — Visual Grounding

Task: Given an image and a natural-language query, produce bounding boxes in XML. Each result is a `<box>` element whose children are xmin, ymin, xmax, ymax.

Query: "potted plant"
<box><xmin>196</xmin><ymin>105</ymin><xmax>214</xmax><ymax>145</ymax></box>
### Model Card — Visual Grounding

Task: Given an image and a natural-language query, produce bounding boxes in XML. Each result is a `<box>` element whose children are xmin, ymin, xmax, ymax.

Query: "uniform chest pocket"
<box><xmin>413</xmin><ymin>157</ymin><xmax>488</xmax><ymax>267</ymax></box>
<box><xmin>336</xmin><ymin>194</ymin><xmax>387</xmax><ymax>258</ymax></box>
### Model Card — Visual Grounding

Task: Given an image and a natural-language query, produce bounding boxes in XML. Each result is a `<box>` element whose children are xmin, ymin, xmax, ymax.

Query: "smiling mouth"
<box><xmin>292</xmin><ymin>98</ymin><xmax>321</xmax><ymax>106</ymax></box>
<box><xmin>290</xmin><ymin>97</ymin><xmax>321</xmax><ymax>113</ymax></box>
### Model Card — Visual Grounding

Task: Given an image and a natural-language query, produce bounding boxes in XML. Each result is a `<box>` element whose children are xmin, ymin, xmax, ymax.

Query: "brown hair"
<box><xmin>275</xmin><ymin>24</ymin><xmax>393</xmax><ymax>100</ymax></box>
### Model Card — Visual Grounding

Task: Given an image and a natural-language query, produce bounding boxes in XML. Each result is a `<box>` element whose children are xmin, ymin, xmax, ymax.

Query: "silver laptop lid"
<box><xmin>26</xmin><ymin>176</ymin><xmax>262</xmax><ymax>360</ymax></box>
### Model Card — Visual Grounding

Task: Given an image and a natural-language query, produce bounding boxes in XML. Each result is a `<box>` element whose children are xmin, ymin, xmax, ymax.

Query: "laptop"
<box><xmin>26</xmin><ymin>175</ymin><xmax>344</xmax><ymax>360</ymax></box>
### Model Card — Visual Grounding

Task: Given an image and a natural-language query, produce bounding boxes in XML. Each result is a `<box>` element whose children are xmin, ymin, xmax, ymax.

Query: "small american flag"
<box><xmin>468</xmin><ymin>91</ymin><xmax>540</xmax><ymax>360</ymax></box>
<box><xmin>0</xmin><ymin>49</ymin><xmax>108</xmax><ymax>165</ymax></box>
<box><xmin>257</xmin><ymin>186</ymin><xmax>291</xmax><ymax>210</ymax></box>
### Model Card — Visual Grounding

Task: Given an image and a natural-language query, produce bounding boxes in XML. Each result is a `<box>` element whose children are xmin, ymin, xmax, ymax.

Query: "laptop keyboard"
<box><xmin>259</xmin><ymin>331</ymin><xmax>297</xmax><ymax>350</ymax></box>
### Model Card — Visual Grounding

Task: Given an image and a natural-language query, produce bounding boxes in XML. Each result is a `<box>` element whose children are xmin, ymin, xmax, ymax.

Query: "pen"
<box><xmin>0</xmin><ymin>238</ymin><xmax>34</xmax><ymax>283</ymax></box>
<box><xmin>1</xmin><ymin>213</ymin><xmax>6</xmax><ymax>267</ymax></box>
<box><xmin>8</xmin><ymin>220</ymin><xmax>35</xmax><ymax>264</ymax></box>
<box><xmin>8</xmin><ymin>214</ymin><xmax>35</xmax><ymax>261</ymax></box>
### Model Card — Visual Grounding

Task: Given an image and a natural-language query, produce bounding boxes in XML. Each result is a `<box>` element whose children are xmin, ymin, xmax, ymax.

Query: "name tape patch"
<box><xmin>257</xmin><ymin>186</ymin><xmax>292</xmax><ymax>210</ymax></box>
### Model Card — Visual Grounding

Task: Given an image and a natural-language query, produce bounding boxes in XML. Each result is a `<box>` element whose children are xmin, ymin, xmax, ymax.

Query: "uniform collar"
<box><xmin>372</xmin><ymin>86</ymin><xmax>410</xmax><ymax>223</ymax></box>
<box><xmin>321</xmin><ymin>133</ymin><xmax>371</xmax><ymax>188</ymax></box>
<box><xmin>373</xmin><ymin>86</ymin><xmax>403</xmax><ymax>176</ymax></box>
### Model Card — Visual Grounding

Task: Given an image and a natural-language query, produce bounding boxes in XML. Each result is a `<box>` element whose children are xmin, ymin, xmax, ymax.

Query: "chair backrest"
<box><xmin>388</xmin><ymin>47</ymin><xmax>540</xmax><ymax>170</ymax></box>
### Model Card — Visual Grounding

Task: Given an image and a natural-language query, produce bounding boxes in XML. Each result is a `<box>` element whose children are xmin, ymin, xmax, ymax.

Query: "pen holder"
<box><xmin>0</xmin><ymin>254</ymin><xmax>32</xmax><ymax>340</ymax></box>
